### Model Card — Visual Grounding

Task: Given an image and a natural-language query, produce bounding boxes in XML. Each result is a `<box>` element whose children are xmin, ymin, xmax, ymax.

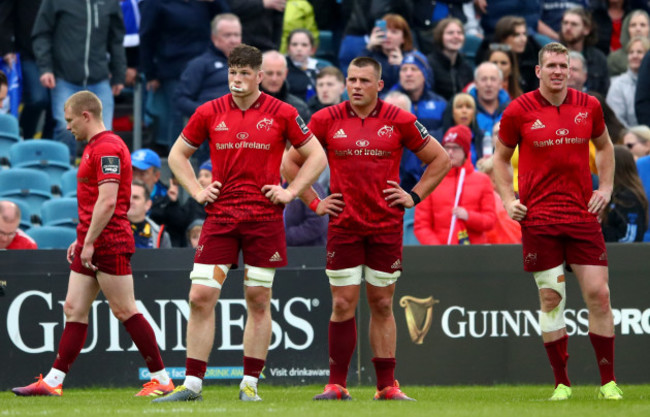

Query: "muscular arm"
<box><xmin>493</xmin><ymin>140</ymin><xmax>527</xmax><ymax>221</ymax></box>
<box><xmin>285</xmin><ymin>137</ymin><xmax>327</xmax><ymax>199</ymax></box>
<box><xmin>410</xmin><ymin>137</ymin><xmax>451</xmax><ymax>203</ymax></box>
<box><xmin>84</xmin><ymin>182</ymin><xmax>118</xmax><ymax>247</ymax></box>
<box><xmin>590</xmin><ymin>128</ymin><xmax>615</xmax><ymax>213</ymax></box>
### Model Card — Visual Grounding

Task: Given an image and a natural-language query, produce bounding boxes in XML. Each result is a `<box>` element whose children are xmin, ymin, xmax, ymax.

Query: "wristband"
<box><xmin>409</xmin><ymin>191</ymin><xmax>421</xmax><ymax>206</ymax></box>
<box><xmin>308</xmin><ymin>197</ymin><xmax>321</xmax><ymax>212</ymax></box>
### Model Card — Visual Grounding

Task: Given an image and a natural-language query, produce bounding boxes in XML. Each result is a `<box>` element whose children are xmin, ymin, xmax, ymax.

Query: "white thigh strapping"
<box><xmin>364</xmin><ymin>266</ymin><xmax>400</xmax><ymax>287</ymax></box>
<box><xmin>189</xmin><ymin>263</ymin><xmax>230</xmax><ymax>289</ymax></box>
<box><xmin>326</xmin><ymin>265</ymin><xmax>363</xmax><ymax>286</ymax></box>
<box><xmin>533</xmin><ymin>264</ymin><xmax>566</xmax><ymax>332</ymax></box>
<box><xmin>244</xmin><ymin>265</ymin><xmax>276</xmax><ymax>288</ymax></box>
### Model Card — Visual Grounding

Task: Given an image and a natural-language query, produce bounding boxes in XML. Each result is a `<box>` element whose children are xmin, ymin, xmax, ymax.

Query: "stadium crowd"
<box><xmin>1</xmin><ymin>0</ymin><xmax>650</xmax><ymax>250</ymax></box>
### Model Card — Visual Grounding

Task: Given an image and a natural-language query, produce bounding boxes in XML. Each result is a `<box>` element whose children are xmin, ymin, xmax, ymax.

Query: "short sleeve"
<box><xmin>308</xmin><ymin>111</ymin><xmax>328</xmax><ymax>148</ymax></box>
<box><xmin>181</xmin><ymin>104</ymin><xmax>211</xmax><ymax>148</ymax></box>
<box><xmin>589</xmin><ymin>95</ymin><xmax>606</xmax><ymax>138</ymax></box>
<box><xmin>283</xmin><ymin>104</ymin><xmax>313</xmax><ymax>148</ymax></box>
<box><xmin>93</xmin><ymin>141</ymin><xmax>123</xmax><ymax>186</ymax></box>
<box><xmin>498</xmin><ymin>104</ymin><xmax>520</xmax><ymax>148</ymax></box>
<box><xmin>399</xmin><ymin>116</ymin><xmax>431</xmax><ymax>153</ymax></box>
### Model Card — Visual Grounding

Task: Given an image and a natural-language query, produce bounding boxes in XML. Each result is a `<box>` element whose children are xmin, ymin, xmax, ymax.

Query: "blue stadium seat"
<box><xmin>9</xmin><ymin>140</ymin><xmax>72</xmax><ymax>186</ymax></box>
<box><xmin>316</xmin><ymin>30</ymin><xmax>337</xmax><ymax>64</ymax></box>
<box><xmin>462</xmin><ymin>34</ymin><xmax>483</xmax><ymax>66</ymax></box>
<box><xmin>3</xmin><ymin>197</ymin><xmax>33</xmax><ymax>231</ymax></box>
<box><xmin>0</xmin><ymin>168</ymin><xmax>52</xmax><ymax>215</ymax></box>
<box><xmin>0</xmin><ymin>113</ymin><xmax>21</xmax><ymax>163</ymax></box>
<box><xmin>60</xmin><ymin>168</ymin><xmax>78</xmax><ymax>197</ymax></box>
<box><xmin>27</xmin><ymin>226</ymin><xmax>77</xmax><ymax>249</ymax></box>
<box><xmin>403</xmin><ymin>208</ymin><xmax>420</xmax><ymax>246</ymax></box>
<box><xmin>40</xmin><ymin>197</ymin><xmax>79</xmax><ymax>228</ymax></box>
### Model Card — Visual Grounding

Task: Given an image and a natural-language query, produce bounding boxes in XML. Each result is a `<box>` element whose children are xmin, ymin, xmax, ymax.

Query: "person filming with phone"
<box><xmin>362</xmin><ymin>14</ymin><xmax>415</xmax><ymax>91</ymax></box>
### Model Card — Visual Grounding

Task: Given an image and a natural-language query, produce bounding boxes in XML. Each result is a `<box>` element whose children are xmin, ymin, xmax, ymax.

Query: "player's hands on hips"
<box><xmin>588</xmin><ymin>189</ymin><xmax>612</xmax><ymax>215</ymax></box>
<box><xmin>506</xmin><ymin>199</ymin><xmax>527</xmax><ymax>221</ymax></box>
<box><xmin>66</xmin><ymin>241</ymin><xmax>77</xmax><ymax>264</ymax></box>
<box><xmin>261</xmin><ymin>184</ymin><xmax>295</xmax><ymax>204</ymax></box>
<box><xmin>383</xmin><ymin>180</ymin><xmax>415</xmax><ymax>208</ymax></box>
<box><xmin>317</xmin><ymin>193</ymin><xmax>345</xmax><ymax>216</ymax></box>
<box><xmin>194</xmin><ymin>180</ymin><xmax>222</xmax><ymax>204</ymax></box>
<box><xmin>80</xmin><ymin>242</ymin><xmax>97</xmax><ymax>272</ymax></box>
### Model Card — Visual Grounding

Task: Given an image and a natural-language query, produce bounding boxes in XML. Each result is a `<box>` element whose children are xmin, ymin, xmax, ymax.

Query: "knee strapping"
<box><xmin>326</xmin><ymin>266</ymin><xmax>363</xmax><ymax>286</ymax></box>
<box><xmin>244</xmin><ymin>265</ymin><xmax>275</xmax><ymax>288</ymax></box>
<box><xmin>364</xmin><ymin>266</ymin><xmax>400</xmax><ymax>287</ymax></box>
<box><xmin>534</xmin><ymin>264</ymin><xmax>566</xmax><ymax>332</ymax></box>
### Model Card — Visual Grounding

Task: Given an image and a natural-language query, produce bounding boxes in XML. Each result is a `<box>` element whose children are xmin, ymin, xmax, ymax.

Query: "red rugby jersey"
<box><xmin>498</xmin><ymin>88</ymin><xmax>606</xmax><ymax>226</ymax></box>
<box><xmin>182</xmin><ymin>93</ymin><xmax>312</xmax><ymax>222</ymax></box>
<box><xmin>76</xmin><ymin>131</ymin><xmax>134</xmax><ymax>254</ymax></box>
<box><xmin>309</xmin><ymin>99</ymin><xmax>430</xmax><ymax>234</ymax></box>
<box><xmin>7</xmin><ymin>229</ymin><xmax>38</xmax><ymax>249</ymax></box>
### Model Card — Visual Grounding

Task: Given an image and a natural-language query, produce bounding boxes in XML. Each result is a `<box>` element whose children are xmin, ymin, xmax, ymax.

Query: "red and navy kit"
<box><xmin>309</xmin><ymin>99</ymin><xmax>430</xmax><ymax>235</ymax></box>
<box><xmin>498</xmin><ymin>88</ymin><xmax>606</xmax><ymax>226</ymax></box>
<box><xmin>76</xmin><ymin>131</ymin><xmax>134</xmax><ymax>254</ymax></box>
<box><xmin>182</xmin><ymin>93</ymin><xmax>313</xmax><ymax>223</ymax></box>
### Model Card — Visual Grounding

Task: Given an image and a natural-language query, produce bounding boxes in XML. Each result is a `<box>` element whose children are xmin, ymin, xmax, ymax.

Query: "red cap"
<box><xmin>442</xmin><ymin>125</ymin><xmax>472</xmax><ymax>157</ymax></box>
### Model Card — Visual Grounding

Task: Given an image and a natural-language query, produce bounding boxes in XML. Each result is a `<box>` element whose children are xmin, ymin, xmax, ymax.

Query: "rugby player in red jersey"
<box><xmin>283</xmin><ymin>56</ymin><xmax>451</xmax><ymax>401</ymax></box>
<box><xmin>12</xmin><ymin>91</ymin><xmax>173</xmax><ymax>398</ymax></box>
<box><xmin>153</xmin><ymin>44</ymin><xmax>326</xmax><ymax>403</ymax></box>
<box><xmin>493</xmin><ymin>42</ymin><xmax>621</xmax><ymax>401</ymax></box>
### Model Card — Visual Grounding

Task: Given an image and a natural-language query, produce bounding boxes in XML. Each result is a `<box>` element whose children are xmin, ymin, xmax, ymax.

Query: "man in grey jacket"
<box><xmin>32</xmin><ymin>0</ymin><xmax>126</xmax><ymax>158</ymax></box>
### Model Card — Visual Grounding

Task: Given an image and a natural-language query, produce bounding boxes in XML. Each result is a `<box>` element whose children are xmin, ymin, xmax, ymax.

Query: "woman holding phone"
<box><xmin>362</xmin><ymin>14</ymin><xmax>415</xmax><ymax>90</ymax></box>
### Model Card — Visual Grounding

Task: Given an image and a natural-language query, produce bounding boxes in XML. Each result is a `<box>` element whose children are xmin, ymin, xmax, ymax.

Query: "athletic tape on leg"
<box><xmin>364</xmin><ymin>266</ymin><xmax>400</xmax><ymax>287</ymax></box>
<box><xmin>533</xmin><ymin>264</ymin><xmax>566</xmax><ymax>332</ymax></box>
<box><xmin>244</xmin><ymin>265</ymin><xmax>275</xmax><ymax>288</ymax></box>
<box><xmin>326</xmin><ymin>265</ymin><xmax>363</xmax><ymax>286</ymax></box>
<box><xmin>189</xmin><ymin>263</ymin><xmax>229</xmax><ymax>289</ymax></box>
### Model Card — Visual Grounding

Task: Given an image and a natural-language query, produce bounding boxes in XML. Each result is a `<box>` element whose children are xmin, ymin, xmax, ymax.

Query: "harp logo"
<box><xmin>399</xmin><ymin>295</ymin><xmax>439</xmax><ymax>344</ymax></box>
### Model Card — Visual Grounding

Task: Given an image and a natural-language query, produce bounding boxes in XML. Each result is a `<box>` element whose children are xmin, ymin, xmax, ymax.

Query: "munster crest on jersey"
<box><xmin>574</xmin><ymin>112</ymin><xmax>589</xmax><ymax>125</ymax></box>
<box><xmin>256</xmin><ymin>118</ymin><xmax>274</xmax><ymax>131</ymax></box>
<box><xmin>377</xmin><ymin>125</ymin><xmax>394</xmax><ymax>138</ymax></box>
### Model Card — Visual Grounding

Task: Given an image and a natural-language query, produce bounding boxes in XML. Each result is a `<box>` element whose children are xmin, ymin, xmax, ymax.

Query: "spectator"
<box><xmin>362</xmin><ymin>13</ymin><xmax>415</xmax><ymax>91</ymax></box>
<box><xmin>635</xmin><ymin>51</ymin><xmax>650</xmax><ymax>125</ymax></box>
<box><xmin>589</xmin><ymin>90</ymin><xmax>628</xmax><ymax>144</ymax></box>
<box><xmin>568</xmin><ymin>50</ymin><xmax>589</xmax><ymax>91</ymax></box>
<box><xmin>285</xmin><ymin>29</ymin><xmax>327</xmax><ymax>101</ymax></box>
<box><xmin>476</xmin><ymin>155</ymin><xmax>522</xmax><ymax>244</ymax></box>
<box><xmin>151</xmin><ymin>159</ymin><xmax>211</xmax><ymax>247</ymax></box>
<box><xmin>0</xmin><ymin>0</ymin><xmax>54</xmax><ymax>139</ymax></box>
<box><xmin>139</xmin><ymin>0</ymin><xmax>228</xmax><ymax>154</ymax></box>
<box><xmin>279</xmin><ymin>0</ymin><xmax>319</xmax><ymax>54</ymax></box>
<box><xmin>623</xmin><ymin>125</ymin><xmax>650</xmax><ymax>159</ymax></box>
<box><xmin>607</xmin><ymin>36</ymin><xmax>650</xmax><ymax>127</ymax></box>
<box><xmin>260</xmin><ymin>50</ymin><xmax>311</xmax><ymax>122</ymax></box>
<box><xmin>0</xmin><ymin>200</ymin><xmax>37</xmax><ymax>249</ymax></box>
<box><xmin>487</xmin><ymin>44</ymin><xmax>523</xmax><ymax>99</ymax></box>
<box><xmin>32</xmin><ymin>0</ymin><xmax>126</xmax><ymax>158</ymax></box>
<box><xmin>120</xmin><ymin>0</ymin><xmax>140</xmax><ymax>88</ymax></box>
<box><xmin>608</xmin><ymin>9</ymin><xmax>650</xmax><ymax>77</ymax></box>
<box><xmin>307</xmin><ymin>66</ymin><xmax>346</xmax><ymax>114</ymax></box>
<box><xmin>392</xmin><ymin>51</ymin><xmax>447</xmax><ymax>138</ymax></box>
<box><xmin>442</xmin><ymin>92</ymin><xmax>486</xmax><ymax>165</ymax></box>
<box><xmin>426</xmin><ymin>17</ymin><xmax>474</xmax><ymax>101</ymax></box>
<box><xmin>128</xmin><ymin>180</ymin><xmax>172</xmax><ymax>249</ymax></box>
<box><xmin>560</xmin><ymin>7</ymin><xmax>610</xmax><ymax>94</ymax></box>
<box><xmin>176</xmin><ymin>13</ymin><xmax>242</xmax><ymax>118</ymax></box>
<box><xmin>131</xmin><ymin>148</ymin><xmax>168</xmax><ymax>206</ymax></box>
<box><xmin>228</xmin><ymin>0</ymin><xmax>284</xmax><ymax>51</ymax></box>
<box><xmin>186</xmin><ymin>219</ymin><xmax>204</xmax><ymax>249</ymax></box>
<box><xmin>539</xmin><ymin>0</ymin><xmax>590</xmax><ymax>39</ymax></box>
<box><xmin>383</xmin><ymin>91</ymin><xmax>419</xmax><ymax>191</ymax></box>
<box><xmin>466</xmin><ymin>62</ymin><xmax>510</xmax><ymax>152</ymax></box>
<box><xmin>284</xmin><ymin>181</ymin><xmax>328</xmax><ymax>246</ymax></box>
<box><xmin>411</xmin><ymin>0</ymin><xmax>471</xmax><ymax>55</ymax></box>
<box><xmin>601</xmin><ymin>145</ymin><xmax>648</xmax><ymax>242</ymax></box>
<box><xmin>414</xmin><ymin>125</ymin><xmax>496</xmax><ymax>245</ymax></box>
<box><xmin>478</xmin><ymin>0</ymin><xmax>541</xmax><ymax>41</ymax></box>
<box><xmin>475</xmin><ymin>16</ymin><xmax>542</xmax><ymax>93</ymax></box>
<box><xmin>0</xmin><ymin>71</ymin><xmax>7</xmax><ymax>104</ymax></box>
<box><xmin>592</xmin><ymin>0</ymin><xmax>631</xmax><ymax>55</ymax></box>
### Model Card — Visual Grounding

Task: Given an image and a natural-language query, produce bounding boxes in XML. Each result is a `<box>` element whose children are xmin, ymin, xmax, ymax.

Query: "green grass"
<box><xmin>2</xmin><ymin>384</ymin><xmax>649</xmax><ymax>417</ymax></box>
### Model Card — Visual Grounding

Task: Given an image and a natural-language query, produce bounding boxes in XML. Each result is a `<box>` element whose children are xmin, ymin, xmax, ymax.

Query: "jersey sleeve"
<box><xmin>92</xmin><ymin>140</ymin><xmax>124</xmax><ymax>186</ymax></box>
<box><xmin>497</xmin><ymin>103</ymin><xmax>520</xmax><ymax>148</ymax></box>
<box><xmin>307</xmin><ymin>110</ymin><xmax>328</xmax><ymax>149</ymax></box>
<box><xmin>283</xmin><ymin>104</ymin><xmax>313</xmax><ymax>148</ymax></box>
<box><xmin>398</xmin><ymin>112</ymin><xmax>431</xmax><ymax>153</ymax></box>
<box><xmin>181</xmin><ymin>103</ymin><xmax>211</xmax><ymax>148</ymax></box>
<box><xmin>588</xmin><ymin>95</ymin><xmax>606</xmax><ymax>138</ymax></box>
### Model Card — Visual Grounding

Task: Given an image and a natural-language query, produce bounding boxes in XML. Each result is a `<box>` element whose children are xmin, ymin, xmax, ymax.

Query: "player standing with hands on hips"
<box><xmin>493</xmin><ymin>42</ymin><xmax>622</xmax><ymax>401</ymax></box>
<box><xmin>283</xmin><ymin>56</ymin><xmax>450</xmax><ymax>401</ymax></box>
<box><xmin>153</xmin><ymin>44</ymin><xmax>326</xmax><ymax>403</ymax></box>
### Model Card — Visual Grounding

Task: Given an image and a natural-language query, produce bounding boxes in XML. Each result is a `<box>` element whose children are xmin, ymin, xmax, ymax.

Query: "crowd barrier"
<box><xmin>1</xmin><ymin>244</ymin><xmax>649</xmax><ymax>389</ymax></box>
